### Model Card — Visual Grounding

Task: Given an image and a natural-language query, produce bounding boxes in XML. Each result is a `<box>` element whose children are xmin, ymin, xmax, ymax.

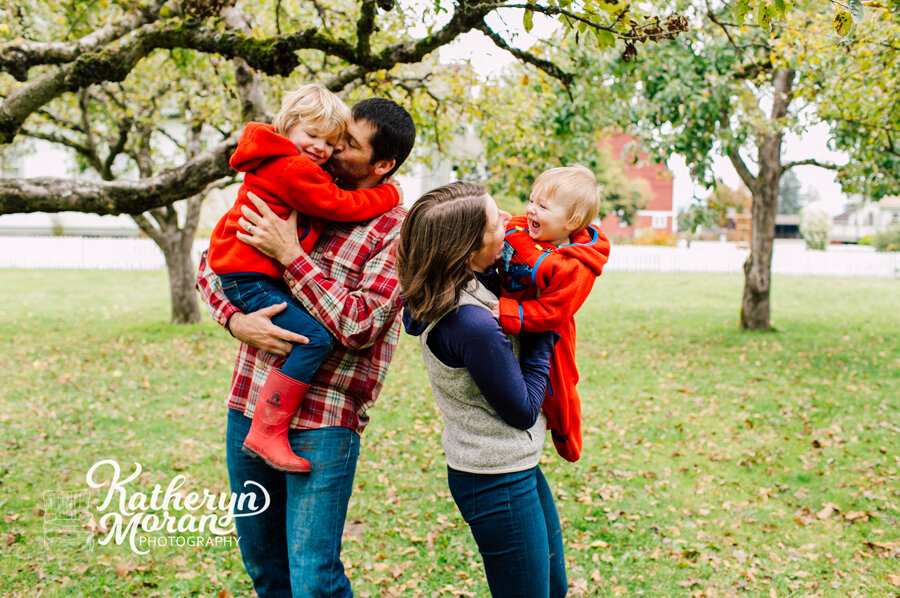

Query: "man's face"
<box><xmin>325</xmin><ymin>117</ymin><xmax>377</xmax><ymax>189</ymax></box>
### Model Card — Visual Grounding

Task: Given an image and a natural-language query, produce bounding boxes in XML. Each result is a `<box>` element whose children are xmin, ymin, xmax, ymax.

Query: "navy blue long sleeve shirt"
<box><xmin>403</xmin><ymin>272</ymin><xmax>559</xmax><ymax>430</ymax></box>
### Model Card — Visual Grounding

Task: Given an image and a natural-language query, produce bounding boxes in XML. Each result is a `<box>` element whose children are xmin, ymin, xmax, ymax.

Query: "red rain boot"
<box><xmin>241</xmin><ymin>369</ymin><xmax>312</xmax><ymax>473</ymax></box>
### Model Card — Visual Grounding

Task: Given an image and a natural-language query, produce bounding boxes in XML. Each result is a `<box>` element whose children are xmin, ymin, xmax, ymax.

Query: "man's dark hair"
<box><xmin>352</xmin><ymin>98</ymin><xmax>416</xmax><ymax>178</ymax></box>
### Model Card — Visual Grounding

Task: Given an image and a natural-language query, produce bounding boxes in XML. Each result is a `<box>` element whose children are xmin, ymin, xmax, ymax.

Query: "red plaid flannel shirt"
<box><xmin>195</xmin><ymin>206</ymin><xmax>405</xmax><ymax>433</ymax></box>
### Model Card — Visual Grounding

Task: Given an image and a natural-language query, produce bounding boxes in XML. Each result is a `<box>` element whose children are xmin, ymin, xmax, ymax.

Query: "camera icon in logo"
<box><xmin>42</xmin><ymin>490</ymin><xmax>94</xmax><ymax>551</ymax></box>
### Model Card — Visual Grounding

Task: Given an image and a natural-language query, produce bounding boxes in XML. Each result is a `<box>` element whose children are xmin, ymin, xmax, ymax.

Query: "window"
<box><xmin>651</xmin><ymin>214</ymin><xmax>668</xmax><ymax>229</ymax></box>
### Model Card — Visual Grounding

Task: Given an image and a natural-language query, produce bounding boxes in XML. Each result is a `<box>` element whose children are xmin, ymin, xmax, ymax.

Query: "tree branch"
<box><xmin>727</xmin><ymin>145</ymin><xmax>760</xmax><ymax>194</ymax></box>
<box><xmin>20</xmin><ymin>127</ymin><xmax>93</xmax><ymax>157</ymax></box>
<box><xmin>132</xmin><ymin>212</ymin><xmax>166</xmax><ymax>244</ymax></box>
<box><xmin>0</xmin><ymin>1</ymin><xmax>164</xmax><ymax>80</ymax></box>
<box><xmin>475</xmin><ymin>22</ymin><xmax>573</xmax><ymax>86</ymax></box>
<box><xmin>357</xmin><ymin>0</ymin><xmax>378</xmax><ymax>59</ymax></box>
<box><xmin>222</xmin><ymin>6</ymin><xmax>269</xmax><ymax>123</ymax></box>
<box><xmin>783</xmin><ymin>158</ymin><xmax>840</xmax><ymax>170</ymax></box>
<box><xmin>0</xmin><ymin>133</ymin><xmax>239</xmax><ymax>215</ymax></box>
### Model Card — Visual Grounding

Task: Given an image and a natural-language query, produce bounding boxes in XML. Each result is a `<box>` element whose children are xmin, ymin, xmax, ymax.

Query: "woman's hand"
<box><xmin>236</xmin><ymin>192</ymin><xmax>304</xmax><ymax>267</ymax></box>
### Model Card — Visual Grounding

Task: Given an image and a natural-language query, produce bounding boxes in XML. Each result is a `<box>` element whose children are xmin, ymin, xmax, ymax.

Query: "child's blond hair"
<box><xmin>272</xmin><ymin>83</ymin><xmax>350</xmax><ymax>142</ymax></box>
<box><xmin>531</xmin><ymin>164</ymin><xmax>602</xmax><ymax>232</ymax></box>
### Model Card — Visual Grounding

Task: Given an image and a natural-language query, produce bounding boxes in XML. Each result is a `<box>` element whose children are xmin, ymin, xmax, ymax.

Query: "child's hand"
<box><xmin>490</xmin><ymin>303</ymin><xmax>500</xmax><ymax>318</ymax></box>
<box><xmin>383</xmin><ymin>175</ymin><xmax>403</xmax><ymax>205</ymax></box>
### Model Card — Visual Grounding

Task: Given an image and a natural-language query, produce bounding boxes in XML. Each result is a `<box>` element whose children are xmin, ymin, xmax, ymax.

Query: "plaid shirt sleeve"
<box><xmin>195</xmin><ymin>250</ymin><xmax>240</xmax><ymax>329</ymax></box>
<box><xmin>282</xmin><ymin>208</ymin><xmax>404</xmax><ymax>351</ymax></box>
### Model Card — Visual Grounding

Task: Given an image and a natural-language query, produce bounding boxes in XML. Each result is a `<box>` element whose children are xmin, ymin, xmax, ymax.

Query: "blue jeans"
<box><xmin>220</xmin><ymin>273</ymin><xmax>332</xmax><ymax>383</ymax></box>
<box><xmin>447</xmin><ymin>465</ymin><xmax>567</xmax><ymax>598</ymax></box>
<box><xmin>226</xmin><ymin>409</ymin><xmax>360</xmax><ymax>598</ymax></box>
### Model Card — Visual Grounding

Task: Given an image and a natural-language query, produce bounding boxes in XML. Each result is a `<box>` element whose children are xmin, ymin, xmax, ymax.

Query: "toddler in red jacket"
<box><xmin>208</xmin><ymin>84</ymin><xmax>400</xmax><ymax>473</ymax></box>
<box><xmin>496</xmin><ymin>165</ymin><xmax>610</xmax><ymax>462</ymax></box>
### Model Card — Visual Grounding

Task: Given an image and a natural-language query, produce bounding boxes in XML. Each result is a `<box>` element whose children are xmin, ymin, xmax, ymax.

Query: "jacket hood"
<box><xmin>229</xmin><ymin>122</ymin><xmax>301</xmax><ymax>173</ymax></box>
<box><xmin>561</xmin><ymin>224</ymin><xmax>610</xmax><ymax>276</ymax></box>
<box><xmin>506</xmin><ymin>216</ymin><xmax>610</xmax><ymax>277</ymax></box>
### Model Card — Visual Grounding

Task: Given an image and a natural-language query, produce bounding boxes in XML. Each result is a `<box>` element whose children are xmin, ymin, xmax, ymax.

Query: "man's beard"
<box><xmin>324</xmin><ymin>157</ymin><xmax>370</xmax><ymax>189</ymax></box>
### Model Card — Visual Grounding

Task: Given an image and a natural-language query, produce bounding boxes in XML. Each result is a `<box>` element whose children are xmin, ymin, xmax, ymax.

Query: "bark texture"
<box><xmin>729</xmin><ymin>68</ymin><xmax>796</xmax><ymax>331</ymax></box>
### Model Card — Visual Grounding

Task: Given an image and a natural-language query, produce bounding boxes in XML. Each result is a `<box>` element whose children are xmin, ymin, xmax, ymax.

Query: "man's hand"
<box><xmin>236</xmin><ymin>192</ymin><xmax>304</xmax><ymax>267</ymax></box>
<box><xmin>227</xmin><ymin>303</ymin><xmax>309</xmax><ymax>356</ymax></box>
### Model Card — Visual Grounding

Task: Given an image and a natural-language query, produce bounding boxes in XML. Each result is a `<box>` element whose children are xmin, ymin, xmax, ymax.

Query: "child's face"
<box><xmin>286</xmin><ymin>122</ymin><xmax>336</xmax><ymax>166</ymax></box>
<box><xmin>525</xmin><ymin>191</ymin><xmax>578</xmax><ymax>246</ymax></box>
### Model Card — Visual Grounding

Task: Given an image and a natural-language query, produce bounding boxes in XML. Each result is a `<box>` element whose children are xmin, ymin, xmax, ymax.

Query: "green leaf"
<box><xmin>757</xmin><ymin>2</ymin><xmax>778</xmax><ymax>30</ymax></box>
<box><xmin>773</xmin><ymin>0</ymin><xmax>786</xmax><ymax>16</ymax></box>
<box><xmin>848</xmin><ymin>0</ymin><xmax>864</xmax><ymax>23</ymax></box>
<box><xmin>834</xmin><ymin>10</ymin><xmax>853</xmax><ymax>36</ymax></box>
<box><xmin>523</xmin><ymin>9</ymin><xmax>534</xmax><ymax>33</ymax></box>
<box><xmin>593</xmin><ymin>28</ymin><xmax>616</xmax><ymax>48</ymax></box>
<box><xmin>733</xmin><ymin>0</ymin><xmax>752</xmax><ymax>25</ymax></box>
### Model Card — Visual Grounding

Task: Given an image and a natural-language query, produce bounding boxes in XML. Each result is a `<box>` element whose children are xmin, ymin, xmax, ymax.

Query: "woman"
<box><xmin>397</xmin><ymin>181</ymin><xmax>568</xmax><ymax>597</ymax></box>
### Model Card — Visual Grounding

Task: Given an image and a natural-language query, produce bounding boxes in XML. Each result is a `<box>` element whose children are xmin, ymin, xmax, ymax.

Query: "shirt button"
<box><xmin>325</xmin><ymin>251</ymin><xmax>335</xmax><ymax>258</ymax></box>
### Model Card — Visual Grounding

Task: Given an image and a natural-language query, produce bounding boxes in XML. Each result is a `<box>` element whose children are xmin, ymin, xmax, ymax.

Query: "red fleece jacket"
<box><xmin>208</xmin><ymin>122</ymin><xmax>399</xmax><ymax>278</ymax></box>
<box><xmin>498</xmin><ymin>216</ymin><xmax>611</xmax><ymax>462</ymax></box>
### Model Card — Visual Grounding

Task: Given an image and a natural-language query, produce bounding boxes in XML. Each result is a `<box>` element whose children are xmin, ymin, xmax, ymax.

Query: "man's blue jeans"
<box><xmin>226</xmin><ymin>409</ymin><xmax>359</xmax><ymax>598</ymax></box>
<box><xmin>219</xmin><ymin>273</ymin><xmax>332</xmax><ymax>383</ymax></box>
<box><xmin>447</xmin><ymin>465</ymin><xmax>567</xmax><ymax>598</ymax></box>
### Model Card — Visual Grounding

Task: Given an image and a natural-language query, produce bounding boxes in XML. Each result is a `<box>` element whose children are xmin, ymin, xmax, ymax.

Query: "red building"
<box><xmin>597</xmin><ymin>134</ymin><xmax>675</xmax><ymax>239</ymax></box>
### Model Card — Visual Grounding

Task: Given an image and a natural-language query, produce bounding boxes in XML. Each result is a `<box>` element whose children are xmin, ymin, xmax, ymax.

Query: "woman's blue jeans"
<box><xmin>226</xmin><ymin>409</ymin><xmax>359</xmax><ymax>598</ymax></box>
<box><xmin>219</xmin><ymin>273</ymin><xmax>332</xmax><ymax>383</ymax></box>
<box><xmin>447</xmin><ymin>465</ymin><xmax>567</xmax><ymax>598</ymax></box>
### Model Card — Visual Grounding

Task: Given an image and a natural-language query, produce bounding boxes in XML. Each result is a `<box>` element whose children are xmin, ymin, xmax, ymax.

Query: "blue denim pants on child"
<box><xmin>447</xmin><ymin>465</ymin><xmax>567</xmax><ymax>598</ymax></box>
<box><xmin>219</xmin><ymin>273</ymin><xmax>331</xmax><ymax>382</ymax></box>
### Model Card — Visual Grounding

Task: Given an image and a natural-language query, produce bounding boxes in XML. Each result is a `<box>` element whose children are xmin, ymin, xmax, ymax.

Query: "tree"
<box><xmin>453</xmin><ymin>67</ymin><xmax>652</xmax><ymax>220</ymax></box>
<box><xmin>777</xmin><ymin>169</ymin><xmax>804</xmax><ymax>215</ymax></box>
<box><xmin>707</xmin><ymin>181</ymin><xmax>753</xmax><ymax>226</ymax></box>
<box><xmin>677</xmin><ymin>203</ymin><xmax>717</xmax><ymax>244</ymax></box>
<box><xmin>578</xmin><ymin>1</ymin><xmax>897</xmax><ymax>330</ymax></box>
<box><xmin>812</xmin><ymin>3</ymin><xmax>900</xmax><ymax>199</ymax></box>
<box><xmin>799</xmin><ymin>205</ymin><xmax>832</xmax><ymax>250</ymax></box>
<box><xmin>1</xmin><ymin>0</ymin><xmax>684</xmax><ymax>322</ymax></box>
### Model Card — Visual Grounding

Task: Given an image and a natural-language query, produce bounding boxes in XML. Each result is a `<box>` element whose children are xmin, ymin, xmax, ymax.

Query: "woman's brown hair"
<box><xmin>397</xmin><ymin>182</ymin><xmax>489</xmax><ymax>322</ymax></box>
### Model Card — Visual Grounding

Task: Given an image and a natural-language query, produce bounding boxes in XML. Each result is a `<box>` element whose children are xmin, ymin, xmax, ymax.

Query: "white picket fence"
<box><xmin>0</xmin><ymin>236</ymin><xmax>211</xmax><ymax>271</ymax></box>
<box><xmin>604</xmin><ymin>241</ymin><xmax>900</xmax><ymax>279</ymax></box>
<box><xmin>1</xmin><ymin>236</ymin><xmax>899</xmax><ymax>278</ymax></box>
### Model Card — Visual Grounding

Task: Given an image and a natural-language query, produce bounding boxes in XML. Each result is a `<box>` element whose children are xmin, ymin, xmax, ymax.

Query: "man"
<box><xmin>196</xmin><ymin>97</ymin><xmax>416</xmax><ymax>597</ymax></box>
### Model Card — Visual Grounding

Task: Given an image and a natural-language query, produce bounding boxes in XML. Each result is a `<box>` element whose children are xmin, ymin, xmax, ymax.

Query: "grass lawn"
<box><xmin>0</xmin><ymin>269</ymin><xmax>897</xmax><ymax>597</ymax></box>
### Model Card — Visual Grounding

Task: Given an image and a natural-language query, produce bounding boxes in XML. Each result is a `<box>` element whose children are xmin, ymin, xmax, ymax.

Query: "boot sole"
<box><xmin>241</xmin><ymin>444</ymin><xmax>312</xmax><ymax>473</ymax></box>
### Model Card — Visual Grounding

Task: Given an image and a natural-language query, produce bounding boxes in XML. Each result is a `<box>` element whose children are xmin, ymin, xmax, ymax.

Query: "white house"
<box><xmin>832</xmin><ymin>196</ymin><xmax>900</xmax><ymax>243</ymax></box>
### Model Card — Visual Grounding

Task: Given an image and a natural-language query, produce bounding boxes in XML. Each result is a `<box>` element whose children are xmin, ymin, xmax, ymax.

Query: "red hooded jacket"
<box><xmin>209</xmin><ymin>122</ymin><xmax>399</xmax><ymax>278</ymax></box>
<box><xmin>498</xmin><ymin>216</ymin><xmax>611</xmax><ymax>462</ymax></box>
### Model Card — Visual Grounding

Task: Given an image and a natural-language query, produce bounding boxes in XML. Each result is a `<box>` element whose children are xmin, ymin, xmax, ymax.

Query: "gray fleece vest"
<box><xmin>420</xmin><ymin>279</ymin><xmax>547</xmax><ymax>474</ymax></box>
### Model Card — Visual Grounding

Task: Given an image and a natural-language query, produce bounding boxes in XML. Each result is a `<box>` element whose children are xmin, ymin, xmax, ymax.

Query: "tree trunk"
<box><xmin>160</xmin><ymin>232</ymin><xmax>201</xmax><ymax>324</ymax></box>
<box><xmin>132</xmin><ymin>196</ymin><xmax>204</xmax><ymax>324</ymax></box>
<box><xmin>740</xmin><ymin>158</ymin><xmax>779</xmax><ymax>330</ymax></box>
<box><xmin>733</xmin><ymin>67</ymin><xmax>795</xmax><ymax>331</ymax></box>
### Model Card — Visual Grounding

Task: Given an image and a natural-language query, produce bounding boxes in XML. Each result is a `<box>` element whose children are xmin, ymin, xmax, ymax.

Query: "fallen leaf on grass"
<box><xmin>887</xmin><ymin>574</ymin><xmax>900</xmax><ymax>587</ymax></box>
<box><xmin>677</xmin><ymin>578</ymin><xmax>702</xmax><ymax>588</ymax></box>
<box><xmin>843</xmin><ymin>511</ymin><xmax>869</xmax><ymax>522</ymax></box>
<box><xmin>816</xmin><ymin>503</ymin><xmax>839</xmax><ymax>519</ymax></box>
<box><xmin>864</xmin><ymin>540</ymin><xmax>900</xmax><ymax>558</ymax></box>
